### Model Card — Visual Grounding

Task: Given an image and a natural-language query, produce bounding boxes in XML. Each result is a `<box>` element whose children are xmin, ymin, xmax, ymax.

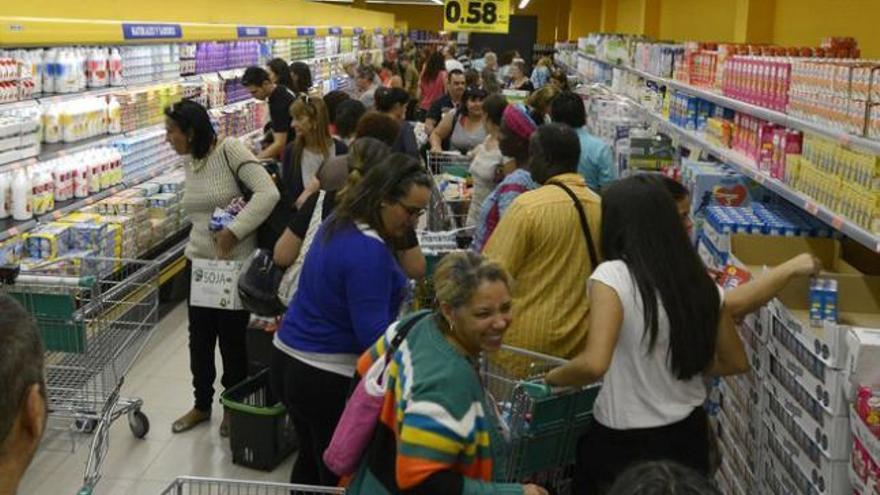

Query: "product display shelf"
<box><xmin>577</xmin><ymin>52</ymin><xmax>880</xmax><ymax>157</ymax></box>
<box><xmin>0</xmin><ymin>159</ymin><xmax>180</xmax><ymax>243</ymax></box>
<box><xmin>562</xmin><ymin>61</ymin><xmax>880</xmax><ymax>254</ymax></box>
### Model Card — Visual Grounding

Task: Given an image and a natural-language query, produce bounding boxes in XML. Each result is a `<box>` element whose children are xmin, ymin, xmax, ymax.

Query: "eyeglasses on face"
<box><xmin>397</xmin><ymin>201</ymin><xmax>426</xmax><ymax>218</ymax></box>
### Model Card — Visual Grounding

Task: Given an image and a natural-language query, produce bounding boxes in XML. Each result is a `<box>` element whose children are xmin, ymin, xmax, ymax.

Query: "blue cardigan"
<box><xmin>277</xmin><ymin>221</ymin><xmax>408</xmax><ymax>355</ymax></box>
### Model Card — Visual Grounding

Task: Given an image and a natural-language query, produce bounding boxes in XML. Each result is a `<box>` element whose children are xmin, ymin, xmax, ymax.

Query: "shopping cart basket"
<box><xmin>0</xmin><ymin>257</ymin><xmax>160</xmax><ymax>495</ymax></box>
<box><xmin>409</xmin><ymin>226</ymin><xmax>475</xmax><ymax>310</ymax></box>
<box><xmin>160</xmin><ymin>476</ymin><xmax>346</xmax><ymax>494</ymax></box>
<box><xmin>483</xmin><ymin>345</ymin><xmax>600</xmax><ymax>494</ymax></box>
<box><xmin>425</xmin><ymin>151</ymin><xmax>472</xmax><ymax>230</ymax></box>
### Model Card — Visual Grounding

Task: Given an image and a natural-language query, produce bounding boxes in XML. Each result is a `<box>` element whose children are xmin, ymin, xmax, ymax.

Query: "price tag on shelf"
<box><xmin>52</xmin><ymin>211</ymin><xmax>62</xmax><ymax>220</ymax></box>
<box><xmin>805</xmin><ymin>202</ymin><xmax>819</xmax><ymax>215</ymax></box>
<box><xmin>831</xmin><ymin>216</ymin><xmax>844</xmax><ymax>230</ymax></box>
<box><xmin>190</xmin><ymin>259</ymin><xmax>243</xmax><ymax>310</ymax></box>
<box><xmin>443</xmin><ymin>0</ymin><xmax>509</xmax><ymax>33</ymax></box>
<box><xmin>7</xmin><ymin>227</ymin><xmax>19</xmax><ymax>237</ymax></box>
<box><xmin>839</xmin><ymin>134</ymin><xmax>853</xmax><ymax>149</ymax></box>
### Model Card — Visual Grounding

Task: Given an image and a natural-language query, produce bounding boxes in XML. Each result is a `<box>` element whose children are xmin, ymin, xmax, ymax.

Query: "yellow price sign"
<box><xmin>443</xmin><ymin>0</ymin><xmax>510</xmax><ymax>34</ymax></box>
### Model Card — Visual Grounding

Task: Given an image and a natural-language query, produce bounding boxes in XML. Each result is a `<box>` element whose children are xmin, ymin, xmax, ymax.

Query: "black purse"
<box><xmin>237</xmin><ymin>249</ymin><xmax>286</xmax><ymax>317</ymax></box>
<box><xmin>223</xmin><ymin>147</ymin><xmax>291</xmax><ymax>250</ymax></box>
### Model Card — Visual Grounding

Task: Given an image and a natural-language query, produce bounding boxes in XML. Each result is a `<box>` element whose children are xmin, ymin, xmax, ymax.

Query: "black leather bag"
<box><xmin>223</xmin><ymin>148</ymin><xmax>291</xmax><ymax>250</ymax></box>
<box><xmin>237</xmin><ymin>249</ymin><xmax>286</xmax><ymax>317</ymax></box>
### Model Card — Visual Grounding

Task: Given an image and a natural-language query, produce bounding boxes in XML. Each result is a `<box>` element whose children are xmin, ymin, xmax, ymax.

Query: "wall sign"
<box><xmin>443</xmin><ymin>0</ymin><xmax>509</xmax><ymax>33</ymax></box>
<box><xmin>122</xmin><ymin>23</ymin><xmax>183</xmax><ymax>40</ymax></box>
<box><xmin>354</xmin><ymin>27</ymin><xmax>364</xmax><ymax>35</ymax></box>
<box><xmin>329</xmin><ymin>27</ymin><xmax>343</xmax><ymax>35</ymax></box>
<box><xmin>237</xmin><ymin>26</ymin><xmax>267</xmax><ymax>38</ymax></box>
<box><xmin>296</xmin><ymin>27</ymin><xmax>316</xmax><ymax>37</ymax></box>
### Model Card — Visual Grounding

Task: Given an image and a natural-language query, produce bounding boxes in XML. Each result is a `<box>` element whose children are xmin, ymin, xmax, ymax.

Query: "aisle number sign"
<box><xmin>443</xmin><ymin>0</ymin><xmax>509</xmax><ymax>34</ymax></box>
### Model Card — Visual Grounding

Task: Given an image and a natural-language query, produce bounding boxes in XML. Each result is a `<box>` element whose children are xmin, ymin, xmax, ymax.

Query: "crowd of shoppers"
<box><xmin>2</xmin><ymin>43</ymin><xmax>827</xmax><ymax>495</ymax></box>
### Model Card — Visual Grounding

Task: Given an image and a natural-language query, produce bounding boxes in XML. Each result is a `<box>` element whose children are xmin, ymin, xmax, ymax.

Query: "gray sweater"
<box><xmin>182</xmin><ymin>138</ymin><xmax>280</xmax><ymax>261</ymax></box>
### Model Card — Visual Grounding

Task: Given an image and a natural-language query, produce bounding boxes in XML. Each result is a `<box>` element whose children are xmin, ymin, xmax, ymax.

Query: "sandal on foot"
<box><xmin>172</xmin><ymin>408</ymin><xmax>210</xmax><ymax>434</ymax></box>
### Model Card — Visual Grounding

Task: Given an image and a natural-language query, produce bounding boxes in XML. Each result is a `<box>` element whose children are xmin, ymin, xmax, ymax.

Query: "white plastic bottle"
<box><xmin>0</xmin><ymin>172</ymin><xmax>10</xmax><ymax>219</ymax></box>
<box><xmin>73</xmin><ymin>157</ymin><xmax>89</xmax><ymax>198</ymax></box>
<box><xmin>107</xmin><ymin>97</ymin><xmax>121</xmax><ymax>134</ymax></box>
<box><xmin>109</xmin><ymin>48</ymin><xmax>123</xmax><ymax>87</ymax></box>
<box><xmin>88</xmin><ymin>157</ymin><xmax>101</xmax><ymax>193</ymax></box>
<box><xmin>43</xmin><ymin>104</ymin><xmax>61</xmax><ymax>144</ymax></box>
<box><xmin>42</xmin><ymin>49</ymin><xmax>56</xmax><ymax>94</ymax></box>
<box><xmin>88</xmin><ymin>48</ymin><xmax>108</xmax><ymax>88</ymax></box>
<box><xmin>12</xmin><ymin>167</ymin><xmax>32</xmax><ymax>221</ymax></box>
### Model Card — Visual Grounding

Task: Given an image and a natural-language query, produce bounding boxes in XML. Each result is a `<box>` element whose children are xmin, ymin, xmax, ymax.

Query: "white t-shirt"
<box><xmin>590</xmin><ymin>260</ymin><xmax>721</xmax><ymax>430</ymax></box>
<box><xmin>445</xmin><ymin>58</ymin><xmax>465</xmax><ymax>73</ymax></box>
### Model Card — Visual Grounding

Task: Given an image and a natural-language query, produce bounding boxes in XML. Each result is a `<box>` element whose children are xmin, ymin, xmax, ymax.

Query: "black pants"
<box><xmin>269</xmin><ymin>347</ymin><xmax>351</xmax><ymax>486</ymax></box>
<box><xmin>575</xmin><ymin>407</ymin><xmax>710</xmax><ymax>494</ymax></box>
<box><xmin>186</xmin><ymin>262</ymin><xmax>250</xmax><ymax>412</ymax></box>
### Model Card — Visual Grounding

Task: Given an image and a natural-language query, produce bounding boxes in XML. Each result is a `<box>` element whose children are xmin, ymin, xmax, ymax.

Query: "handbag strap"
<box><xmin>385</xmin><ymin>311</ymin><xmax>431</xmax><ymax>364</ymax></box>
<box><xmin>222</xmin><ymin>143</ymin><xmax>263</xmax><ymax>201</ymax></box>
<box><xmin>549</xmin><ymin>182</ymin><xmax>599</xmax><ymax>269</ymax></box>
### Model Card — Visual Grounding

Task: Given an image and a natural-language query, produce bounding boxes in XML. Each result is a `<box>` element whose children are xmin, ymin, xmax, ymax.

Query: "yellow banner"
<box><xmin>442</xmin><ymin>0</ymin><xmax>509</xmax><ymax>34</ymax></box>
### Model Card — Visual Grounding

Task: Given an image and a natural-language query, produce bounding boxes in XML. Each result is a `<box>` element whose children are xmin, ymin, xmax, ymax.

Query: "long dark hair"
<box><xmin>324</xmin><ymin>153</ymin><xmax>431</xmax><ymax>241</ymax></box>
<box><xmin>600</xmin><ymin>175</ymin><xmax>720</xmax><ymax>380</ymax></box>
<box><xmin>164</xmin><ymin>100</ymin><xmax>216</xmax><ymax>160</ymax></box>
<box><xmin>267</xmin><ymin>58</ymin><xmax>294</xmax><ymax>90</ymax></box>
<box><xmin>422</xmin><ymin>52</ymin><xmax>445</xmax><ymax>83</ymax></box>
<box><xmin>290</xmin><ymin>61</ymin><xmax>313</xmax><ymax>93</ymax></box>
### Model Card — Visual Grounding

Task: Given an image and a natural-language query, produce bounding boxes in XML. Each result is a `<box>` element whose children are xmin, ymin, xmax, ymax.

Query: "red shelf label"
<box><xmin>831</xmin><ymin>216</ymin><xmax>844</xmax><ymax>230</ymax></box>
<box><xmin>805</xmin><ymin>202</ymin><xmax>819</xmax><ymax>215</ymax></box>
<box><xmin>52</xmin><ymin>211</ymin><xmax>62</xmax><ymax>220</ymax></box>
<box><xmin>7</xmin><ymin>227</ymin><xmax>19</xmax><ymax>236</ymax></box>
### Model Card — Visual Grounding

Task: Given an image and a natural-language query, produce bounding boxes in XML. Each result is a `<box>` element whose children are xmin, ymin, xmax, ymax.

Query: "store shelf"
<box><xmin>0</xmin><ymin>78</ymin><xmax>185</xmax><ymax>113</ymax></box>
<box><xmin>578</xmin><ymin>52</ymin><xmax>880</xmax><ymax>156</ymax></box>
<box><xmin>563</xmin><ymin>60</ymin><xmax>880</xmax><ymax>253</ymax></box>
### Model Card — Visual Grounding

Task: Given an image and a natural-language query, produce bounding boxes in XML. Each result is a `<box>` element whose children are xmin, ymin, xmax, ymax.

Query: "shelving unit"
<box><xmin>563</xmin><ymin>55</ymin><xmax>880</xmax><ymax>254</ymax></box>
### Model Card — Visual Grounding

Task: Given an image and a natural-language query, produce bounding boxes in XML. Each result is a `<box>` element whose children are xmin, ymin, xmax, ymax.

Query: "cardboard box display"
<box><xmin>850</xmin><ymin>408</ymin><xmax>880</xmax><ymax>471</ymax></box>
<box><xmin>738</xmin><ymin>319</ymin><xmax>768</xmax><ymax>377</ymax></box>
<box><xmin>767</xmin><ymin>354</ymin><xmax>851</xmax><ymax>458</ymax></box>
<box><xmin>771</xmin><ymin>272</ymin><xmax>880</xmax><ymax>368</ymax></box>
<box><xmin>769</xmin><ymin>319</ymin><xmax>849</xmax><ymax>415</ymax></box>
<box><xmin>763</xmin><ymin>441</ymin><xmax>805</xmax><ymax>495</ymax></box>
<box><xmin>717</xmin><ymin>441</ymin><xmax>750</xmax><ymax>495</ymax></box>
<box><xmin>718</xmin><ymin>380</ymin><xmax>764</xmax><ymax>451</ymax></box>
<box><xmin>729</xmin><ymin>234</ymin><xmax>861</xmax><ymax>275</ymax></box>
<box><xmin>764</xmin><ymin>409</ymin><xmax>851</xmax><ymax>495</ymax></box>
<box><xmin>716</xmin><ymin>406</ymin><xmax>762</xmax><ymax>483</ymax></box>
<box><xmin>718</xmin><ymin>421</ymin><xmax>759</xmax><ymax>491</ymax></box>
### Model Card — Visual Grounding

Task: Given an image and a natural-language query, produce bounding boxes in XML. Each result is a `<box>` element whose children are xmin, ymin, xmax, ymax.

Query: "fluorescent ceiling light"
<box><xmin>518</xmin><ymin>0</ymin><xmax>531</xmax><ymax>8</ymax></box>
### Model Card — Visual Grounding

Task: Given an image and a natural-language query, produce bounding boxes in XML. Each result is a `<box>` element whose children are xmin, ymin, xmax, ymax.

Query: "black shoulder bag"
<box><xmin>549</xmin><ymin>181</ymin><xmax>599</xmax><ymax>269</ymax></box>
<box><xmin>223</xmin><ymin>146</ymin><xmax>291</xmax><ymax>250</ymax></box>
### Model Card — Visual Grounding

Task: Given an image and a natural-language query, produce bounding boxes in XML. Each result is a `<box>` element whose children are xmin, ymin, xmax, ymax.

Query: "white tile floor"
<box><xmin>18</xmin><ymin>302</ymin><xmax>296</xmax><ymax>495</ymax></box>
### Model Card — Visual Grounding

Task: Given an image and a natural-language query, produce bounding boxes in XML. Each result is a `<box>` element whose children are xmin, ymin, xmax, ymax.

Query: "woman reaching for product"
<box><xmin>429</xmin><ymin>87</ymin><xmax>489</xmax><ymax>154</ymax></box>
<box><xmin>660</xmin><ymin>175</ymin><xmax>822</xmax><ymax>317</ymax></box>
<box><xmin>544</xmin><ymin>175</ymin><xmax>750</xmax><ymax>494</ymax></box>
<box><xmin>348</xmin><ymin>251</ymin><xmax>548</xmax><ymax>495</ymax></box>
<box><xmin>270</xmin><ymin>154</ymin><xmax>432</xmax><ymax>486</ymax></box>
<box><xmin>473</xmin><ymin>103</ymin><xmax>538</xmax><ymax>251</ymax></box>
<box><xmin>164</xmin><ymin>100</ymin><xmax>280</xmax><ymax>436</ymax></box>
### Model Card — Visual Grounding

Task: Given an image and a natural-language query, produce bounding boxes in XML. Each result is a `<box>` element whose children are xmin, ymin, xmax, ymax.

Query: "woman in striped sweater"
<box><xmin>348</xmin><ymin>252</ymin><xmax>547</xmax><ymax>495</ymax></box>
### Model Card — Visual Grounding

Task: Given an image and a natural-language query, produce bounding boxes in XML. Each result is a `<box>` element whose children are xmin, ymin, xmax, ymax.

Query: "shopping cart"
<box><xmin>409</xmin><ymin>226</ymin><xmax>475</xmax><ymax>310</ymax></box>
<box><xmin>0</xmin><ymin>257</ymin><xmax>160</xmax><ymax>495</ymax></box>
<box><xmin>483</xmin><ymin>345</ymin><xmax>601</xmax><ymax>495</ymax></box>
<box><xmin>425</xmin><ymin>151</ymin><xmax>473</xmax><ymax>230</ymax></box>
<box><xmin>160</xmin><ymin>476</ymin><xmax>346</xmax><ymax>494</ymax></box>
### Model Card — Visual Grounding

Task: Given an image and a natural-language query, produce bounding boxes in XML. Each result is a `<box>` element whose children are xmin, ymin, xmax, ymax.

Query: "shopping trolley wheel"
<box><xmin>75</xmin><ymin>418</ymin><xmax>98</xmax><ymax>434</ymax></box>
<box><xmin>128</xmin><ymin>410</ymin><xmax>150</xmax><ymax>439</ymax></box>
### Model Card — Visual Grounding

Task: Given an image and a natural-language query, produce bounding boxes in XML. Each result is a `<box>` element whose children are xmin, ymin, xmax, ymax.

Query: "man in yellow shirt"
<box><xmin>484</xmin><ymin>123</ymin><xmax>602</xmax><ymax>370</ymax></box>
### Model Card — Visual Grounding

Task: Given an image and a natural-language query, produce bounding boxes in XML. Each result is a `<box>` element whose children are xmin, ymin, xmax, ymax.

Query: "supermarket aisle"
<box><xmin>17</xmin><ymin>302</ymin><xmax>295</xmax><ymax>495</ymax></box>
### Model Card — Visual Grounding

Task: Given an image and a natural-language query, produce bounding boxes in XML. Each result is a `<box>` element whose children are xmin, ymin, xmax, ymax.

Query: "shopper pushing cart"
<box><xmin>0</xmin><ymin>257</ymin><xmax>160</xmax><ymax>495</ymax></box>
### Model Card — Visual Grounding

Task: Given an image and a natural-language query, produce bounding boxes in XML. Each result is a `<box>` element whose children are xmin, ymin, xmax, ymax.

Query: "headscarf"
<box><xmin>501</xmin><ymin>103</ymin><xmax>537</xmax><ymax>140</ymax></box>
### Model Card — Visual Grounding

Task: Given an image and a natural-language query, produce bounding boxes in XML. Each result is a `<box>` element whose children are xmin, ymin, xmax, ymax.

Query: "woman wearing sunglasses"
<box><xmin>271</xmin><ymin>154</ymin><xmax>432</xmax><ymax>486</ymax></box>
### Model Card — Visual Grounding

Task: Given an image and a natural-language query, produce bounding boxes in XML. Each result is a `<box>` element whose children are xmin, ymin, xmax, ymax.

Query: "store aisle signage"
<box><xmin>443</xmin><ymin>0</ymin><xmax>509</xmax><ymax>33</ymax></box>
<box><xmin>354</xmin><ymin>27</ymin><xmax>364</xmax><ymax>35</ymax></box>
<box><xmin>296</xmin><ymin>27</ymin><xmax>316</xmax><ymax>37</ymax></box>
<box><xmin>237</xmin><ymin>26</ymin><xmax>267</xmax><ymax>38</ymax></box>
<box><xmin>329</xmin><ymin>27</ymin><xmax>343</xmax><ymax>35</ymax></box>
<box><xmin>122</xmin><ymin>23</ymin><xmax>182</xmax><ymax>40</ymax></box>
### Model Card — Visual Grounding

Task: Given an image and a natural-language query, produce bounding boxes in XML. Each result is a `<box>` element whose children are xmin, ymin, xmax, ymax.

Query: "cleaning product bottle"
<box><xmin>42</xmin><ymin>48</ymin><xmax>56</xmax><ymax>94</ymax></box>
<box><xmin>109</xmin><ymin>48</ymin><xmax>123</xmax><ymax>86</ymax></box>
<box><xmin>43</xmin><ymin>104</ymin><xmax>61</xmax><ymax>144</ymax></box>
<box><xmin>0</xmin><ymin>172</ymin><xmax>10</xmax><ymax>219</ymax></box>
<box><xmin>12</xmin><ymin>167</ymin><xmax>32</xmax><ymax>221</ymax></box>
<box><xmin>73</xmin><ymin>157</ymin><xmax>89</xmax><ymax>198</ymax></box>
<box><xmin>107</xmin><ymin>97</ymin><xmax>122</xmax><ymax>134</ymax></box>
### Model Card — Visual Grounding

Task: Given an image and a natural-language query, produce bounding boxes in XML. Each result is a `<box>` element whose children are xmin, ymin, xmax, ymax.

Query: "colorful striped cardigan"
<box><xmin>347</xmin><ymin>312</ymin><xmax>523</xmax><ymax>495</ymax></box>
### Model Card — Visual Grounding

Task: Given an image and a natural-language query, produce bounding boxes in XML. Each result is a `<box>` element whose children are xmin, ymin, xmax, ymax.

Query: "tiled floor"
<box><xmin>18</xmin><ymin>302</ymin><xmax>296</xmax><ymax>495</ymax></box>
